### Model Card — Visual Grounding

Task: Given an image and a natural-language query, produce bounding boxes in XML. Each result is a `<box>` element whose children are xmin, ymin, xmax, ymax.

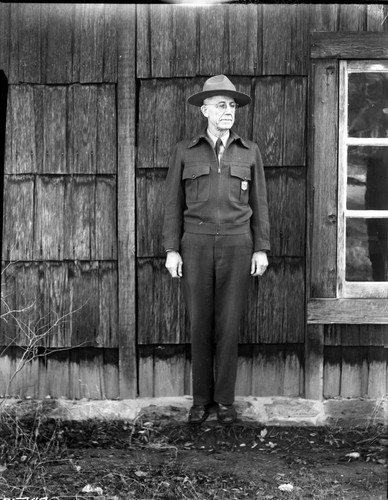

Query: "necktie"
<box><xmin>215</xmin><ymin>138</ymin><xmax>222</xmax><ymax>160</ymax></box>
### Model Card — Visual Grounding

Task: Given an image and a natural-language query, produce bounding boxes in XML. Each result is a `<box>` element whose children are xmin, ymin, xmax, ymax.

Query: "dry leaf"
<box><xmin>135</xmin><ymin>470</ymin><xmax>148</xmax><ymax>477</ymax></box>
<box><xmin>278</xmin><ymin>483</ymin><xmax>294</xmax><ymax>492</ymax></box>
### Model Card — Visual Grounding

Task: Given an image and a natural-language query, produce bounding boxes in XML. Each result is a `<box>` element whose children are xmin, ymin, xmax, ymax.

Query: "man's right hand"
<box><xmin>165</xmin><ymin>251</ymin><xmax>183</xmax><ymax>278</ymax></box>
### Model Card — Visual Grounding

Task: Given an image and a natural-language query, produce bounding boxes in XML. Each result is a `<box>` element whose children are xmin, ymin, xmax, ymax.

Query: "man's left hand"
<box><xmin>250</xmin><ymin>251</ymin><xmax>268</xmax><ymax>277</ymax></box>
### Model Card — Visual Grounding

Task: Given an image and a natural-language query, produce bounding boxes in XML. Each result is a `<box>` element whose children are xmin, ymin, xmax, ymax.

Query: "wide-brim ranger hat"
<box><xmin>187</xmin><ymin>75</ymin><xmax>251</xmax><ymax>107</ymax></box>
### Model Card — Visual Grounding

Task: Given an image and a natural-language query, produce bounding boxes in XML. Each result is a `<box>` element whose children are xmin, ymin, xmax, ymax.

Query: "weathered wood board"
<box><xmin>2</xmin><ymin>3</ymin><xmax>388</xmax><ymax>402</ymax></box>
<box><xmin>1</xmin><ymin>262</ymin><xmax>118</xmax><ymax>348</ymax></box>
<box><xmin>309</xmin><ymin>59</ymin><xmax>338</xmax><ymax>298</ymax></box>
<box><xmin>138</xmin><ymin>344</ymin><xmax>304</xmax><ymax>398</ymax></box>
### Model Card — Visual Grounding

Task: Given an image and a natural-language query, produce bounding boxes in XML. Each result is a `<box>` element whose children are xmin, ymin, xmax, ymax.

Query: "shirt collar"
<box><xmin>206</xmin><ymin>129</ymin><xmax>229</xmax><ymax>148</ymax></box>
<box><xmin>188</xmin><ymin>129</ymin><xmax>250</xmax><ymax>149</ymax></box>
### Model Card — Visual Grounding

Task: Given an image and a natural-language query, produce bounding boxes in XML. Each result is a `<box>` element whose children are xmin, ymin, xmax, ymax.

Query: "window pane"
<box><xmin>348</xmin><ymin>72</ymin><xmax>388</xmax><ymax>138</ymax></box>
<box><xmin>346</xmin><ymin>217</ymin><xmax>388</xmax><ymax>281</ymax></box>
<box><xmin>347</xmin><ymin>146</ymin><xmax>388</xmax><ymax>210</ymax></box>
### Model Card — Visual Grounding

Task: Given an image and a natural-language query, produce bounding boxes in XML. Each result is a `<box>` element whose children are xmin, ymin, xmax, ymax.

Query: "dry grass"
<box><xmin>0</xmin><ymin>406</ymin><xmax>386</xmax><ymax>499</ymax></box>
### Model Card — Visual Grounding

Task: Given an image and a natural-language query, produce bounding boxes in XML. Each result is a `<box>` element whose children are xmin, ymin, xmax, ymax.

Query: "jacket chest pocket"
<box><xmin>182</xmin><ymin>164</ymin><xmax>211</xmax><ymax>202</ymax></box>
<box><xmin>229</xmin><ymin>165</ymin><xmax>251</xmax><ymax>203</ymax></box>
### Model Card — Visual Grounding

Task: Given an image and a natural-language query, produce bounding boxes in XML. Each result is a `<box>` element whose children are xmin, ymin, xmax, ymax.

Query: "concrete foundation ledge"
<box><xmin>0</xmin><ymin>396</ymin><xmax>386</xmax><ymax>427</ymax></box>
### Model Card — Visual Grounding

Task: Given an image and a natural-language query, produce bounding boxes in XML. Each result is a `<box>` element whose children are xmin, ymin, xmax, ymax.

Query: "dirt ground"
<box><xmin>0</xmin><ymin>411</ymin><xmax>386</xmax><ymax>499</ymax></box>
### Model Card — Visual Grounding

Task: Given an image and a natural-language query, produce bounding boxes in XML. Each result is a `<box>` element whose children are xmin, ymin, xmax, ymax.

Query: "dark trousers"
<box><xmin>180</xmin><ymin>231</ymin><xmax>252</xmax><ymax>406</ymax></box>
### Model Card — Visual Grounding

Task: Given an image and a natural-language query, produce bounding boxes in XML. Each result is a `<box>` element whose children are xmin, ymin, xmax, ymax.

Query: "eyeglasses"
<box><xmin>205</xmin><ymin>101</ymin><xmax>239</xmax><ymax>111</ymax></box>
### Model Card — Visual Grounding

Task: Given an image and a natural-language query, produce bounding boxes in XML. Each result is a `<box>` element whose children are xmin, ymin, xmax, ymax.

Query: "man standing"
<box><xmin>162</xmin><ymin>75</ymin><xmax>270</xmax><ymax>425</ymax></box>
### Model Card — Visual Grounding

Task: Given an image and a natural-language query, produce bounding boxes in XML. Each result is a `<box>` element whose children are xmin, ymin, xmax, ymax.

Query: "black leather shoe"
<box><xmin>217</xmin><ymin>403</ymin><xmax>237</xmax><ymax>425</ymax></box>
<box><xmin>188</xmin><ymin>405</ymin><xmax>210</xmax><ymax>425</ymax></box>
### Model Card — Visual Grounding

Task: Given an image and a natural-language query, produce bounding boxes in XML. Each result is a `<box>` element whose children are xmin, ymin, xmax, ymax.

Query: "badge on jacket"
<box><xmin>241</xmin><ymin>181</ymin><xmax>248</xmax><ymax>191</ymax></box>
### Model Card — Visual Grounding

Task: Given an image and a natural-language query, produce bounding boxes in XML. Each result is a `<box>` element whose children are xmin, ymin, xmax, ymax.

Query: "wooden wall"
<box><xmin>135</xmin><ymin>3</ymin><xmax>388</xmax><ymax>399</ymax></box>
<box><xmin>135</xmin><ymin>4</ymin><xmax>309</xmax><ymax>397</ymax></box>
<box><xmin>0</xmin><ymin>3</ymin><xmax>387</xmax><ymax>400</ymax></box>
<box><xmin>0</xmin><ymin>4</ymin><xmax>136</xmax><ymax>398</ymax></box>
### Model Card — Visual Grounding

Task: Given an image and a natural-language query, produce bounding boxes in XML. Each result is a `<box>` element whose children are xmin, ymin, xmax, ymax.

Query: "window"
<box><xmin>338</xmin><ymin>61</ymin><xmax>388</xmax><ymax>298</ymax></box>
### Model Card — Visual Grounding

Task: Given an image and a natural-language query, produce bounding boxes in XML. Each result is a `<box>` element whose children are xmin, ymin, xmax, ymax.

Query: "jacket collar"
<box><xmin>187</xmin><ymin>129</ymin><xmax>250</xmax><ymax>149</ymax></box>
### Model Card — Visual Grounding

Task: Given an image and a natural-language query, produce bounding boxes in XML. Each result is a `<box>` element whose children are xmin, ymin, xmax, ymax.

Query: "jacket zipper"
<box><xmin>216</xmin><ymin>153</ymin><xmax>222</xmax><ymax>232</ymax></box>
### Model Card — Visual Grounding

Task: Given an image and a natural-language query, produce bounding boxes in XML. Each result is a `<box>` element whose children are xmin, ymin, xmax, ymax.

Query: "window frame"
<box><xmin>307</xmin><ymin>31</ymin><xmax>388</xmax><ymax>325</ymax></box>
<box><xmin>337</xmin><ymin>59</ymin><xmax>388</xmax><ymax>299</ymax></box>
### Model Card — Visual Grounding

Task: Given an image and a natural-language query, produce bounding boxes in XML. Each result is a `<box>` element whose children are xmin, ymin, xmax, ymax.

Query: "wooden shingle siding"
<box><xmin>0</xmin><ymin>262</ymin><xmax>40</xmax><ymax>346</ymax></box>
<box><xmin>68</xmin><ymin>85</ymin><xmax>98</xmax><ymax>173</ymax></box>
<box><xmin>40</xmin><ymin>263</ymin><xmax>71</xmax><ymax>347</ymax></box>
<box><xmin>46</xmin><ymin>5</ymin><xmax>74</xmax><ymax>84</ymax></box>
<box><xmin>5</xmin><ymin>85</ymin><xmax>37</xmax><ymax>174</ymax></box>
<box><xmin>96</xmin><ymin>86</ymin><xmax>117</xmax><ymax>174</ymax></box>
<box><xmin>184</xmin><ymin>80</ymin><xmax>210</xmax><ymax>138</ymax></box>
<box><xmin>12</xmin><ymin>4</ymin><xmax>43</xmax><ymax>84</ymax></box>
<box><xmin>266</xmin><ymin>168</ymin><xmax>306</xmax><ymax>258</ymax></box>
<box><xmin>0</xmin><ymin>347</ymin><xmax>38</xmax><ymax>397</ymax></box>
<box><xmin>3</xmin><ymin>175</ymin><xmax>116</xmax><ymax>262</ymax></box>
<box><xmin>43</xmin><ymin>86</ymin><xmax>67</xmax><ymax>173</ymax></box>
<box><xmin>239</xmin><ymin>258</ymin><xmax>304</xmax><ymax>344</ymax></box>
<box><xmin>253</xmin><ymin>77</ymin><xmax>307</xmax><ymax>167</ymax></box>
<box><xmin>338</xmin><ymin>4</ymin><xmax>367</xmax><ymax>31</ymax></box>
<box><xmin>262</xmin><ymin>5</ymin><xmax>310</xmax><ymax>76</ymax></box>
<box><xmin>172</xmin><ymin>8</ymin><xmax>197</xmax><ymax>77</ymax></box>
<box><xmin>137</xmin><ymin>258</ymin><xmax>187</xmax><ymax>345</ymax></box>
<box><xmin>0</xmin><ymin>3</ymin><xmax>121</xmax><ymax>398</ymax></box>
<box><xmin>251</xmin><ymin>345</ymin><xmax>303</xmax><ymax>396</ymax></box>
<box><xmin>65</xmin><ymin>176</ymin><xmax>95</xmax><ymax>260</ymax></box>
<box><xmin>2</xmin><ymin>175</ymin><xmax>34</xmax><ymax>260</ymax></box>
<box><xmin>323</xmin><ymin>325</ymin><xmax>388</xmax><ymax>398</ymax></box>
<box><xmin>138</xmin><ymin>79</ymin><xmax>186</xmax><ymax>170</ymax></box>
<box><xmin>227</xmin><ymin>6</ymin><xmax>262</xmax><ymax>76</ymax></box>
<box><xmin>0</xmin><ymin>3</ymin><xmax>11</xmax><ymax>78</ymax></box>
<box><xmin>136</xmin><ymin>169</ymin><xmax>166</xmax><ymax>258</ymax></box>
<box><xmin>254</xmin><ymin>258</ymin><xmax>304</xmax><ymax>343</ymax></box>
<box><xmin>1</xmin><ymin>261</ymin><xmax>118</xmax><ymax>348</ymax></box>
<box><xmin>74</xmin><ymin>4</ymin><xmax>105</xmax><ymax>83</ymax></box>
<box><xmin>366</xmin><ymin>5</ymin><xmax>387</xmax><ymax>31</ymax></box>
<box><xmin>310</xmin><ymin>4</ymin><xmax>385</xmax><ymax>33</ymax></box>
<box><xmin>4</xmin><ymin>4</ymin><xmax>118</xmax><ymax>85</ymax></box>
<box><xmin>232</xmin><ymin>78</ymin><xmax>254</xmax><ymax>140</ymax></box>
<box><xmin>135</xmin><ymin>9</ymin><xmax>308</xmax><ymax>397</ymax></box>
<box><xmin>137</xmin><ymin>77</ymin><xmax>307</xmax><ymax>170</ymax></box>
<box><xmin>2</xmin><ymin>4</ymin><xmax>388</xmax><ymax>401</ymax></box>
<box><xmin>309</xmin><ymin>4</ymin><xmax>339</xmax><ymax>31</ymax></box>
<box><xmin>324</xmin><ymin>345</ymin><xmax>388</xmax><ymax>398</ymax></box>
<box><xmin>137</xmin><ymin>5</ymin><xmax>263</xmax><ymax>77</ymax></box>
<box><xmin>283</xmin><ymin>78</ymin><xmax>307</xmax><ymax>166</ymax></box>
<box><xmin>148</xmin><ymin>6</ymin><xmax>175</xmax><ymax>78</ymax></box>
<box><xmin>0</xmin><ymin>346</ymin><xmax>119</xmax><ymax>399</ymax></box>
<box><xmin>253</xmin><ymin>78</ymin><xmax>283</xmax><ymax>166</ymax></box>
<box><xmin>5</xmin><ymin>84</ymin><xmax>117</xmax><ymax>175</ymax></box>
<box><xmin>324</xmin><ymin>324</ymin><xmax>388</xmax><ymax>347</ymax></box>
<box><xmin>153</xmin><ymin>345</ymin><xmax>187</xmax><ymax>396</ymax></box>
<box><xmin>138</xmin><ymin>344</ymin><xmax>189</xmax><ymax>397</ymax></box>
<box><xmin>34</xmin><ymin>176</ymin><xmax>65</xmax><ymax>260</ymax></box>
<box><xmin>137</xmin><ymin>4</ymin><xmax>310</xmax><ymax>77</ymax></box>
<box><xmin>198</xmin><ymin>7</ymin><xmax>226</xmax><ymax>76</ymax></box>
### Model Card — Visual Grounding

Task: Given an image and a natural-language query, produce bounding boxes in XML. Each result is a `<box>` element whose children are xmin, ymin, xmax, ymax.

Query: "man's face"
<box><xmin>201</xmin><ymin>96</ymin><xmax>236</xmax><ymax>132</ymax></box>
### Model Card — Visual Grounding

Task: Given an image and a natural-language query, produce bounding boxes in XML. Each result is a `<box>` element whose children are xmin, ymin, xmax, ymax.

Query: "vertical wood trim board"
<box><xmin>117</xmin><ymin>5</ymin><xmax>137</xmax><ymax>398</ymax></box>
<box><xmin>309</xmin><ymin>59</ymin><xmax>338</xmax><ymax>298</ymax></box>
<box><xmin>305</xmin><ymin>324</ymin><xmax>324</xmax><ymax>399</ymax></box>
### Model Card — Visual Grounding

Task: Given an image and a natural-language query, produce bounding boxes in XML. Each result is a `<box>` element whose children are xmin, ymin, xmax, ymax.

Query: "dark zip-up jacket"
<box><xmin>162</xmin><ymin>129</ymin><xmax>271</xmax><ymax>253</ymax></box>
